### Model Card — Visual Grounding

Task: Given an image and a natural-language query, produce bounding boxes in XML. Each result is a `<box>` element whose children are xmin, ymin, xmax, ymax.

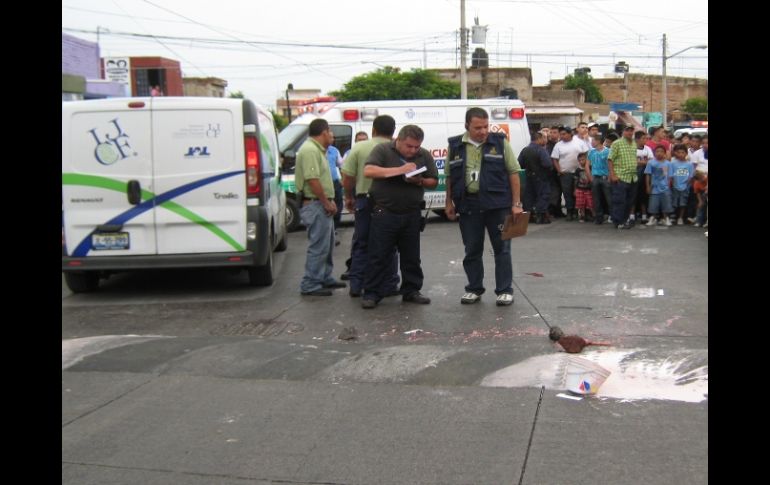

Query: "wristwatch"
<box><xmin>514</xmin><ymin>202</ymin><xmax>523</xmax><ymax>208</ymax></box>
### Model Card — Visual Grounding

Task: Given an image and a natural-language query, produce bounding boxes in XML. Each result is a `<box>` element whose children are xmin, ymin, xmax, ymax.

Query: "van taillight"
<box><xmin>245</xmin><ymin>136</ymin><xmax>261</xmax><ymax>196</ymax></box>
<box><xmin>343</xmin><ymin>109</ymin><xmax>359</xmax><ymax>121</ymax></box>
<box><xmin>509</xmin><ymin>108</ymin><xmax>525</xmax><ymax>119</ymax></box>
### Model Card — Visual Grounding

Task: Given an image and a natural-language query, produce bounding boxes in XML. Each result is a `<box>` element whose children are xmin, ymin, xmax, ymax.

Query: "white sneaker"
<box><xmin>646</xmin><ymin>217</ymin><xmax>657</xmax><ymax>226</ymax></box>
<box><xmin>687</xmin><ymin>217</ymin><xmax>696</xmax><ymax>224</ymax></box>
<box><xmin>664</xmin><ymin>217</ymin><xmax>672</xmax><ymax>226</ymax></box>
<box><xmin>703</xmin><ymin>222</ymin><xmax>708</xmax><ymax>228</ymax></box>
<box><xmin>496</xmin><ymin>293</ymin><xmax>514</xmax><ymax>306</ymax></box>
<box><xmin>704</xmin><ymin>231</ymin><xmax>708</xmax><ymax>237</ymax></box>
<box><xmin>641</xmin><ymin>214</ymin><xmax>648</xmax><ymax>222</ymax></box>
<box><xmin>607</xmin><ymin>216</ymin><xmax>613</xmax><ymax>224</ymax></box>
<box><xmin>629</xmin><ymin>214</ymin><xmax>636</xmax><ymax>221</ymax></box>
<box><xmin>693</xmin><ymin>222</ymin><xmax>702</xmax><ymax>228</ymax></box>
<box><xmin>677</xmin><ymin>218</ymin><xmax>684</xmax><ymax>225</ymax></box>
<box><xmin>461</xmin><ymin>292</ymin><xmax>481</xmax><ymax>304</ymax></box>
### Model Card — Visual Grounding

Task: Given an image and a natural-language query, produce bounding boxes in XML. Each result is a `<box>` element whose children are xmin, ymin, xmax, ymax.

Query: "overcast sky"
<box><xmin>62</xmin><ymin>0</ymin><xmax>708</xmax><ymax>108</ymax></box>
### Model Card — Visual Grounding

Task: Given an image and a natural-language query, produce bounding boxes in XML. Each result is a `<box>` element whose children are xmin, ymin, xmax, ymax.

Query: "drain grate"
<box><xmin>210</xmin><ymin>320</ymin><xmax>304</xmax><ymax>337</ymax></box>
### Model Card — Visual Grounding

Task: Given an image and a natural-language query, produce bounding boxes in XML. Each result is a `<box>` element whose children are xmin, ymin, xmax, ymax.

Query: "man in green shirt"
<box><xmin>340</xmin><ymin>115</ymin><xmax>400</xmax><ymax>298</ymax></box>
<box><xmin>608</xmin><ymin>125</ymin><xmax>639</xmax><ymax>229</ymax></box>
<box><xmin>296</xmin><ymin>119</ymin><xmax>346</xmax><ymax>295</ymax></box>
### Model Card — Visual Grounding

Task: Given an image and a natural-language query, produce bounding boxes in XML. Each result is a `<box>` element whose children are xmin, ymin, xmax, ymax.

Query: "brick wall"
<box><xmin>432</xmin><ymin>68</ymin><xmax>533</xmax><ymax>101</ymax></box>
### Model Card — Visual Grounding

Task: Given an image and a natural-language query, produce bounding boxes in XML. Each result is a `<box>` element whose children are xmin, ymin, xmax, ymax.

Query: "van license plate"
<box><xmin>92</xmin><ymin>232</ymin><xmax>130</xmax><ymax>250</ymax></box>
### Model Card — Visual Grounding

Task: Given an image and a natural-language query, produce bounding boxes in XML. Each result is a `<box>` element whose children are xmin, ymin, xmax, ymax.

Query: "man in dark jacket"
<box><xmin>519</xmin><ymin>131</ymin><xmax>553</xmax><ymax>224</ymax></box>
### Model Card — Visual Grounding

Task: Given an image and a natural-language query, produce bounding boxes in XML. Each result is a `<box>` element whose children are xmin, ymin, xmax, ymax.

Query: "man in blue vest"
<box><xmin>444</xmin><ymin>108</ymin><xmax>523</xmax><ymax>306</ymax></box>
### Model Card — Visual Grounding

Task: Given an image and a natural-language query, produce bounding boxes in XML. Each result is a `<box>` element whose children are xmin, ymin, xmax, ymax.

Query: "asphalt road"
<box><xmin>63</xmin><ymin>216</ymin><xmax>708</xmax><ymax>484</ymax></box>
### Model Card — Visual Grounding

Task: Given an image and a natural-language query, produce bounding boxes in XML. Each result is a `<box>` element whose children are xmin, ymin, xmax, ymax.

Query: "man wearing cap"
<box><xmin>607</xmin><ymin>125</ymin><xmax>639</xmax><ymax>229</ymax></box>
<box><xmin>551</xmin><ymin>125</ymin><xmax>587</xmax><ymax>221</ymax></box>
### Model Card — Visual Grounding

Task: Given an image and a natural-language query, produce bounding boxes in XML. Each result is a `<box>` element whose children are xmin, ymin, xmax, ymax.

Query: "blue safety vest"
<box><xmin>447</xmin><ymin>132</ymin><xmax>511</xmax><ymax>211</ymax></box>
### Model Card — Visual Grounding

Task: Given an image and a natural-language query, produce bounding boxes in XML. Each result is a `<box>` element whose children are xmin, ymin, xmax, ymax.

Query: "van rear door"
<box><xmin>150</xmin><ymin>98</ymin><xmax>246</xmax><ymax>255</ymax></box>
<box><xmin>62</xmin><ymin>99</ymin><xmax>156</xmax><ymax>257</ymax></box>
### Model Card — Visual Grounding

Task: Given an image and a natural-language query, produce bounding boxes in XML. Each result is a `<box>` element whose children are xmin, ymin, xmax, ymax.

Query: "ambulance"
<box><xmin>278</xmin><ymin>98</ymin><xmax>530</xmax><ymax>231</ymax></box>
<box><xmin>62</xmin><ymin>97</ymin><xmax>288</xmax><ymax>292</ymax></box>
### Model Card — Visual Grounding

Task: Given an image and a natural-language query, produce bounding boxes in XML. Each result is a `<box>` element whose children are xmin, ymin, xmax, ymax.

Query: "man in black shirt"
<box><xmin>361</xmin><ymin>125</ymin><xmax>439</xmax><ymax>309</ymax></box>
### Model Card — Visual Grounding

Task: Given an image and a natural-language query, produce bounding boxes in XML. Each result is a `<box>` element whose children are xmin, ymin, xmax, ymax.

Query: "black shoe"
<box><xmin>361</xmin><ymin>299</ymin><xmax>378</xmax><ymax>309</ymax></box>
<box><xmin>340</xmin><ymin>272</ymin><xmax>350</xmax><ymax>281</ymax></box>
<box><xmin>403</xmin><ymin>292</ymin><xmax>431</xmax><ymax>304</ymax></box>
<box><xmin>301</xmin><ymin>289</ymin><xmax>333</xmax><ymax>296</ymax></box>
<box><xmin>324</xmin><ymin>280</ymin><xmax>347</xmax><ymax>289</ymax></box>
<box><xmin>349</xmin><ymin>288</ymin><xmax>361</xmax><ymax>297</ymax></box>
<box><xmin>384</xmin><ymin>288</ymin><xmax>401</xmax><ymax>297</ymax></box>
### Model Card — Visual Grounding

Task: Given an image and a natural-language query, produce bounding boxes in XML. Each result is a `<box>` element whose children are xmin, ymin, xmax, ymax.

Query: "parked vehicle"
<box><xmin>277</xmin><ymin>98</ymin><xmax>531</xmax><ymax>231</ymax></box>
<box><xmin>62</xmin><ymin>97</ymin><xmax>287</xmax><ymax>292</ymax></box>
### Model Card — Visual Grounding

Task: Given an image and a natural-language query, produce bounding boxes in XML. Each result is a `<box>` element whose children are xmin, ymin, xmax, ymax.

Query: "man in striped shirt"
<box><xmin>608</xmin><ymin>126</ymin><xmax>639</xmax><ymax>229</ymax></box>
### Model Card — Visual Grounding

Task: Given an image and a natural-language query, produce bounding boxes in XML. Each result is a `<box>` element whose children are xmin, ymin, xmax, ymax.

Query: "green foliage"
<box><xmin>330</xmin><ymin>67</ymin><xmax>460</xmax><ymax>101</ymax></box>
<box><xmin>564</xmin><ymin>72</ymin><xmax>604</xmax><ymax>104</ymax></box>
<box><xmin>228</xmin><ymin>90</ymin><xmax>245</xmax><ymax>99</ymax></box>
<box><xmin>681</xmin><ymin>97</ymin><xmax>708</xmax><ymax>115</ymax></box>
<box><xmin>270</xmin><ymin>110</ymin><xmax>288</xmax><ymax>131</ymax></box>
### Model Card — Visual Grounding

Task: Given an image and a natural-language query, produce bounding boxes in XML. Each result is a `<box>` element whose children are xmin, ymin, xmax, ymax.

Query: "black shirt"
<box><xmin>365</xmin><ymin>141</ymin><xmax>438</xmax><ymax>213</ymax></box>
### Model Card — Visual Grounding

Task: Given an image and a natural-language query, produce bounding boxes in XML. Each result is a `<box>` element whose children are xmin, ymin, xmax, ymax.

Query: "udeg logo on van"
<box><xmin>88</xmin><ymin>118</ymin><xmax>137</xmax><ymax>165</ymax></box>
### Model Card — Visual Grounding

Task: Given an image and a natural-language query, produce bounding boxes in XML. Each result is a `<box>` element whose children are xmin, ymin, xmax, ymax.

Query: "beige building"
<box><xmin>183</xmin><ymin>77</ymin><xmax>228</xmax><ymax>97</ymax></box>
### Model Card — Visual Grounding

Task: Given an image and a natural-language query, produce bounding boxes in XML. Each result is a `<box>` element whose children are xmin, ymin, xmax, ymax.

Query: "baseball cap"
<box><xmin>587</xmin><ymin>122</ymin><xmax>597</xmax><ymax>128</ymax></box>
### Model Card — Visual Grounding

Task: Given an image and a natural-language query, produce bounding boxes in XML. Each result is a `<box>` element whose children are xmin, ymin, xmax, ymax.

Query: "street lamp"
<box><xmin>661</xmin><ymin>34</ymin><xmax>707</xmax><ymax>129</ymax></box>
<box><xmin>285</xmin><ymin>83</ymin><xmax>294</xmax><ymax>123</ymax></box>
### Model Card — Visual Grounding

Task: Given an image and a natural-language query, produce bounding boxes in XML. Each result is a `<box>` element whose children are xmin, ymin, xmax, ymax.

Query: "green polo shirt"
<box><xmin>295</xmin><ymin>138</ymin><xmax>334</xmax><ymax>198</ymax></box>
<box><xmin>447</xmin><ymin>133</ymin><xmax>521</xmax><ymax>193</ymax></box>
<box><xmin>341</xmin><ymin>137</ymin><xmax>390</xmax><ymax>195</ymax></box>
<box><xmin>609</xmin><ymin>138</ymin><xmax>638</xmax><ymax>183</ymax></box>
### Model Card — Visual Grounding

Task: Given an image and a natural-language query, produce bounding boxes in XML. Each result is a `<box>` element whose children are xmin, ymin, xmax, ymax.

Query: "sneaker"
<box><xmin>641</xmin><ymin>214</ymin><xmax>648</xmax><ymax>222</ymax></box>
<box><xmin>677</xmin><ymin>218</ymin><xmax>684</xmax><ymax>225</ymax></box>
<box><xmin>703</xmin><ymin>222</ymin><xmax>708</xmax><ymax>228</ymax></box>
<box><xmin>340</xmin><ymin>271</ymin><xmax>350</xmax><ymax>281</ymax></box>
<box><xmin>361</xmin><ymin>299</ymin><xmax>378</xmax><ymax>309</ymax></box>
<box><xmin>496</xmin><ymin>293</ymin><xmax>514</xmax><ymax>306</ymax></box>
<box><xmin>461</xmin><ymin>292</ymin><xmax>481</xmax><ymax>304</ymax></box>
<box><xmin>607</xmin><ymin>217</ymin><xmax>613</xmax><ymax>224</ymax></box>
<box><xmin>664</xmin><ymin>217</ymin><xmax>672</xmax><ymax>226</ymax></box>
<box><xmin>687</xmin><ymin>217</ymin><xmax>697</xmax><ymax>224</ymax></box>
<box><xmin>646</xmin><ymin>217</ymin><xmax>657</xmax><ymax>227</ymax></box>
<box><xmin>323</xmin><ymin>280</ymin><xmax>347</xmax><ymax>289</ymax></box>
<box><xmin>301</xmin><ymin>289</ymin><xmax>333</xmax><ymax>296</ymax></box>
<box><xmin>704</xmin><ymin>231</ymin><xmax>708</xmax><ymax>238</ymax></box>
<box><xmin>403</xmin><ymin>292</ymin><xmax>431</xmax><ymax>304</ymax></box>
<box><xmin>693</xmin><ymin>222</ymin><xmax>702</xmax><ymax>228</ymax></box>
<box><xmin>579</xmin><ymin>217</ymin><xmax>585</xmax><ymax>223</ymax></box>
<box><xmin>629</xmin><ymin>214</ymin><xmax>636</xmax><ymax>222</ymax></box>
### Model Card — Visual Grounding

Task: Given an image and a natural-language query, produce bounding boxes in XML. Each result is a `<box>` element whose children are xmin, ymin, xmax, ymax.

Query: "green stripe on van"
<box><xmin>62</xmin><ymin>173</ymin><xmax>245</xmax><ymax>251</ymax></box>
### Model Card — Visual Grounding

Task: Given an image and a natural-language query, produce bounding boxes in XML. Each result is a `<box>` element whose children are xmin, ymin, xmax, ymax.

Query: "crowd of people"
<box><xmin>520</xmin><ymin>122</ymin><xmax>708</xmax><ymax>236</ymax></box>
<box><xmin>292</xmin><ymin>114</ymin><xmax>708</xmax><ymax>308</ymax></box>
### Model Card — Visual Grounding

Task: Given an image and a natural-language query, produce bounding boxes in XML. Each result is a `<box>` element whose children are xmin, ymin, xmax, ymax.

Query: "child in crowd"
<box><xmin>573</xmin><ymin>152</ymin><xmax>593</xmax><ymax>222</ymax></box>
<box><xmin>644</xmin><ymin>145</ymin><xmax>673</xmax><ymax>226</ymax></box>
<box><xmin>692</xmin><ymin>170</ymin><xmax>708</xmax><ymax>227</ymax></box>
<box><xmin>670</xmin><ymin>143</ymin><xmax>694</xmax><ymax>225</ymax></box>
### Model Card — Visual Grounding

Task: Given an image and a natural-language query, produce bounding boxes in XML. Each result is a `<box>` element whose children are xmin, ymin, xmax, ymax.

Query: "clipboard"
<box><xmin>501</xmin><ymin>212</ymin><xmax>529</xmax><ymax>240</ymax></box>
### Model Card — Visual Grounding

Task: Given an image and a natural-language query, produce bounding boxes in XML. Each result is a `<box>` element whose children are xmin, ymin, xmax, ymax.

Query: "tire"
<box><xmin>286</xmin><ymin>198</ymin><xmax>301</xmax><ymax>232</ymax></box>
<box><xmin>64</xmin><ymin>271</ymin><xmax>99</xmax><ymax>293</ymax></box>
<box><xmin>248</xmin><ymin>248</ymin><xmax>274</xmax><ymax>286</ymax></box>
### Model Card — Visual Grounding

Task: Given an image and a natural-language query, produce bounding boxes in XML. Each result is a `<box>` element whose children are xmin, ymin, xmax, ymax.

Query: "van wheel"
<box><xmin>286</xmin><ymin>198</ymin><xmax>301</xmax><ymax>232</ymax></box>
<box><xmin>64</xmin><ymin>272</ymin><xmax>99</xmax><ymax>293</ymax></box>
<box><xmin>248</xmin><ymin>249</ymin><xmax>274</xmax><ymax>286</ymax></box>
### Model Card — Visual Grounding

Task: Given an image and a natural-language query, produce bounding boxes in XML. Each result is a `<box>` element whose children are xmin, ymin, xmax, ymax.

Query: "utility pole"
<box><xmin>662</xmin><ymin>34</ymin><xmax>668</xmax><ymax>129</ymax></box>
<box><xmin>460</xmin><ymin>0</ymin><xmax>468</xmax><ymax>99</ymax></box>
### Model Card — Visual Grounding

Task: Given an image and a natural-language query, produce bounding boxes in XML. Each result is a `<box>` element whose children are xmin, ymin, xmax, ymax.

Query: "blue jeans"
<box><xmin>696</xmin><ymin>193</ymin><xmax>708</xmax><ymax>225</ymax></box>
<box><xmin>591</xmin><ymin>175</ymin><xmax>612</xmax><ymax>219</ymax></box>
<box><xmin>349</xmin><ymin>196</ymin><xmax>399</xmax><ymax>293</ymax></box>
<box><xmin>610</xmin><ymin>180</ymin><xmax>638</xmax><ymax>225</ymax></box>
<box><xmin>458</xmin><ymin>199</ymin><xmax>512</xmax><ymax>295</ymax></box>
<box><xmin>299</xmin><ymin>201</ymin><xmax>336</xmax><ymax>293</ymax></box>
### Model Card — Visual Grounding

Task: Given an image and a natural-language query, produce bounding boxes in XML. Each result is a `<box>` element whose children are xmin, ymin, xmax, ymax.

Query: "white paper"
<box><xmin>404</xmin><ymin>166</ymin><xmax>427</xmax><ymax>178</ymax></box>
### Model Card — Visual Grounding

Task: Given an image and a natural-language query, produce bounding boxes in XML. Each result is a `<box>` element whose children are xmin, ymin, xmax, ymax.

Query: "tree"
<box><xmin>228</xmin><ymin>90</ymin><xmax>245</xmax><ymax>99</ymax></box>
<box><xmin>330</xmin><ymin>67</ymin><xmax>460</xmax><ymax>101</ymax></box>
<box><xmin>564</xmin><ymin>71</ymin><xmax>603</xmax><ymax>104</ymax></box>
<box><xmin>270</xmin><ymin>110</ymin><xmax>288</xmax><ymax>131</ymax></box>
<box><xmin>680</xmin><ymin>97</ymin><xmax>707</xmax><ymax>116</ymax></box>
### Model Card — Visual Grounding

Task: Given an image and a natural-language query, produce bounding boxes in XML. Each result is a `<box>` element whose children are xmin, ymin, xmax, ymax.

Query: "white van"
<box><xmin>62</xmin><ymin>97</ymin><xmax>288</xmax><ymax>292</ymax></box>
<box><xmin>278</xmin><ymin>98</ymin><xmax>530</xmax><ymax>230</ymax></box>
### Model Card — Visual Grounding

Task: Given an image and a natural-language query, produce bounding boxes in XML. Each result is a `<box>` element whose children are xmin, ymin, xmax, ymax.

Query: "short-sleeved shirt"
<box><xmin>341</xmin><ymin>137</ymin><xmax>390</xmax><ymax>195</ymax></box>
<box><xmin>446</xmin><ymin>133</ymin><xmax>520</xmax><ymax>193</ymax></box>
<box><xmin>587</xmin><ymin>146</ymin><xmax>610</xmax><ymax>176</ymax></box>
<box><xmin>644</xmin><ymin>159</ymin><xmax>671</xmax><ymax>194</ymax></box>
<box><xmin>551</xmin><ymin>137</ymin><xmax>587</xmax><ymax>174</ymax></box>
<box><xmin>609</xmin><ymin>138</ymin><xmax>638</xmax><ymax>183</ymax></box>
<box><xmin>326</xmin><ymin>145</ymin><xmax>342</xmax><ymax>181</ymax></box>
<box><xmin>670</xmin><ymin>160</ymin><xmax>694</xmax><ymax>191</ymax></box>
<box><xmin>365</xmin><ymin>141</ymin><xmax>438</xmax><ymax>213</ymax></box>
<box><xmin>295</xmin><ymin>138</ymin><xmax>334</xmax><ymax>199</ymax></box>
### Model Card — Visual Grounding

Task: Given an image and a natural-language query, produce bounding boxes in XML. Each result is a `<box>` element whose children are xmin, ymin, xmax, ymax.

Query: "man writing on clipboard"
<box><xmin>360</xmin><ymin>125</ymin><xmax>438</xmax><ymax>309</ymax></box>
